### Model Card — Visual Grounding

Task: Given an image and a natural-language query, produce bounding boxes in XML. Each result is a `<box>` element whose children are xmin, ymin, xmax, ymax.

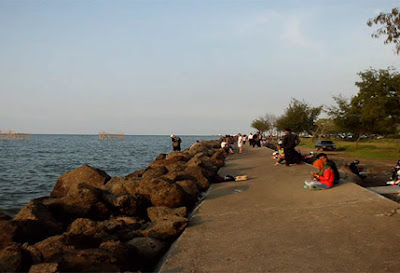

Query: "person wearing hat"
<box><xmin>171</xmin><ymin>135</ymin><xmax>182</xmax><ymax>151</ymax></box>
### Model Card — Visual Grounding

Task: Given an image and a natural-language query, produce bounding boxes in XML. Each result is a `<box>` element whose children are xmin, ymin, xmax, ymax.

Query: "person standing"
<box><xmin>237</xmin><ymin>133</ymin><xmax>243</xmax><ymax>154</ymax></box>
<box><xmin>171</xmin><ymin>135</ymin><xmax>182</xmax><ymax>151</ymax></box>
<box><xmin>248</xmin><ymin>133</ymin><xmax>254</xmax><ymax>146</ymax></box>
<box><xmin>282</xmin><ymin>128</ymin><xmax>300</xmax><ymax>166</ymax></box>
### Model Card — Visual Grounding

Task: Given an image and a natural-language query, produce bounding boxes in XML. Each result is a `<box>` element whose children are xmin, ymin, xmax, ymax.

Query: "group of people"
<box><xmin>272</xmin><ymin>128</ymin><xmax>340</xmax><ymax>190</ymax></box>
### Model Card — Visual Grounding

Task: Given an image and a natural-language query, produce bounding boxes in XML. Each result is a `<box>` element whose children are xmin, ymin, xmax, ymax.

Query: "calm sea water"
<box><xmin>0</xmin><ymin>134</ymin><xmax>217</xmax><ymax>216</ymax></box>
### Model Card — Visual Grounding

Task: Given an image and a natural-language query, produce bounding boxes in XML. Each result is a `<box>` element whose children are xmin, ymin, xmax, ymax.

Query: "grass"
<box><xmin>299</xmin><ymin>138</ymin><xmax>400</xmax><ymax>160</ymax></box>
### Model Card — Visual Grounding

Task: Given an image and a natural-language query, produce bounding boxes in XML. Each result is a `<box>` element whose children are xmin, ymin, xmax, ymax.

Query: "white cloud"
<box><xmin>281</xmin><ymin>15</ymin><xmax>322</xmax><ymax>50</ymax></box>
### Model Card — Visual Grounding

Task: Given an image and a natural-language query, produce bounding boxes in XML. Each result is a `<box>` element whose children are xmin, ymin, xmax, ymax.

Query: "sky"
<box><xmin>0</xmin><ymin>0</ymin><xmax>399</xmax><ymax>135</ymax></box>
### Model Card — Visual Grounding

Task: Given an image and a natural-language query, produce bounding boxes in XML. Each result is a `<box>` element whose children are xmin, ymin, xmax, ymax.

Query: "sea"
<box><xmin>0</xmin><ymin>134</ymin><xmax>217</xmax><ymax>216</ymax></box>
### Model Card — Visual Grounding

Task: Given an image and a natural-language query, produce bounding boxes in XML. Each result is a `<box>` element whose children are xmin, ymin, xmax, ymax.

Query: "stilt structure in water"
<box><xmin>0</xmin><ymin>130</ymin><xmax>30</xmax><ymax>140</ymax></box>
<box><xmin>98</xmin><ymin>132</ymin><xmax>124</xmax><ymax>141</ymax></box>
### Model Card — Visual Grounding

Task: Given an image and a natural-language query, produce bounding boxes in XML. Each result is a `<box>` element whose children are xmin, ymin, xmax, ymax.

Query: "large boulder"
<box><xmin>99</xmin><ymin>240</ymin><xmax>135</xmax><ymax>271</ymax></box>
<box><xmin>0</xmin><ymin>219</ymin><xmax>61</xmax><ymax>249</ymax></box>
<box><xmin>147</xmin><ymin>206</ymin><xmax>187</xmax><ymax>222</ymax></box>
<box><xmin>139</xmin><ymin>217</ymin><xmax>188</xmax><ymax>241</ymax></box>
<box><xmin>162</xmin><ymin>171</ymin><xmax>195</xmax><ymax>182</ymax></box>
<box><xmin>103</xmin><ymin>192</ymin><xmax>148</xmax><ymax>217</ymax></box>
<box><xmin>0</xmin><ymin>243</ymin><xmax>31</xmax><ymax>273</ymax></box>
<box><xmin>98</xmin><ymin>216</ymin><xmax>144</xmax><ymax>242</ymax></box>
<box><xmin>57</xmin><ymin>249</ymin><xmax>121</xmax><ymax>273</ymax></box>
<box><xmin>142</xmin><ymin>166</ymin><xmax>168</xmax><ymax>179</ymax></box>
<box><xmin>105</xmin><ymin>177</ymin><xmax>141</xmax><ymax>195</ymax></box>
<box><xmin>184</xmin><ymin>166</ymin><xmax>211</xmax><ymax>191</ymax></box>
<box><xmin>29</xmin><ymin>234</ymin><xmax>75</xmax><ymax>262</ymax></box>
<box><xmin>165</xmin><ymin>151</ymin><xmax>192</xmax><ymax>162</ymax></box>
<box><xmin>146</xmin><ymin>178</ymin><xmax>185</xmax><ymax>208</ymax></box>
<box><xmin>0</xmin><ymin>212</ymin><xmax>11</xmax><ymax>221</ymax></box>
<box><xmin>47</xmin><ymin>184</ymin><xmax>111</xmax><ymax>222</ymax></box>
<box><xmin>209</xmin><ymin>148</ymin><xmax>227</xmax><ymax>168</ymax></box>
<box><xmin>176</xmin><ymin>180</ymin><xmax>201</xmax><ymax>205</ymax></box>
<box><xmin>13</xmin><ymin>198</ymin><xmax>63</xmax><ymax>235</ymax></box>
<box><xmin>126</xmin><ymin>237</ymin><xmax>168</xmax><ymax>267</ymax></box>
<box><xmin>51</xmin><ymin>164</ymin><xmax>111</xmax><ymax>198</ymax></box>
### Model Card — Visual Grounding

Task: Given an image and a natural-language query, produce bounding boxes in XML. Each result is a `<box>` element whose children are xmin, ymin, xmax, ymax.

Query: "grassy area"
<box><xmin>299</xmin><ymin>138</ymin><xmax>400</xmax><ymax>160</ymax></box>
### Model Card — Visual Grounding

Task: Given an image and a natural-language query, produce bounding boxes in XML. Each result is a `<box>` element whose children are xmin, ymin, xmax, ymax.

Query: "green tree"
<box><xmin>251</xmin><ymin>114</ymin><xmax>275</xmax><ymax>134</ymax></box>
<box><xmin>367</xmin><ymin>8</ymin><xmax>400</xmax><ymax>54</ymax></box>
<box><xmin>275</xmin><ymin>98</ymin><xmax>322</xmax><ymax>135</ymax></box>
<box><xmin>328</xmin><ymin>68</ymin><xmax>400</xmax><ymax>143</ymax></box>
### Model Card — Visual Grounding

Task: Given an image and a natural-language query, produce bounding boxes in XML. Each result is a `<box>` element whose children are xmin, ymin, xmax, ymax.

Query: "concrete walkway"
<box><xmin>158</xmin><ymin>146</ymin><xmax>400</xmax><ymax>272</ymax></box>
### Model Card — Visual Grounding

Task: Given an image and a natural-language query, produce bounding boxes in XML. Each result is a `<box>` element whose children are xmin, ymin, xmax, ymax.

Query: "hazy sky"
<box><xmin>1</xmin><ymin>0</ymin><xmax>399</xmax><ymax>135</ymax></box>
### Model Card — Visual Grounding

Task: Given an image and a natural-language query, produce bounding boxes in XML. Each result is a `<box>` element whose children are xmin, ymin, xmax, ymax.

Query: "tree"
<box><xmin>367</xmin><ymin>8</ymin><xmax>400</xmax><ymax>54</ymax></box>
<box><xmin>251</xmin><ymin>114</ymin><xmax>275</xmax><ymax>135</ymax></box>
<box><xmin>328</xmin><ymin>68</ymin><xmax>400</xmax><ymax>143</ymax></box>
<box><xmin>275</xmin><ymin>98</ymin><xmax>322</xmax><ymax>135</ymax></box>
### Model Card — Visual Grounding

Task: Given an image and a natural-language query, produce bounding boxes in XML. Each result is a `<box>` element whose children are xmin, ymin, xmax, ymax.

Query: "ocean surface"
<box><xmin>0</xmin><ymin>134</ymin><xmax>217</xmax><ymax>216</ymax></box>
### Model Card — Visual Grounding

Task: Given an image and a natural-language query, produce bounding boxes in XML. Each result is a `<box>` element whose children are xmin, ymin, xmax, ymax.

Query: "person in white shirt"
<box><xmin>237</xmin><ymin>133</ymin><xmax>243</xmax><ymax>154</ymax></box>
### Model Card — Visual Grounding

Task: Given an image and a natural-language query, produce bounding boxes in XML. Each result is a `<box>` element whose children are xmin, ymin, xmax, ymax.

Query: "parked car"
<box><xmin>315</xmin><ymin>140</ymin><xmax>336</xmax><ymax>151</ymax></box>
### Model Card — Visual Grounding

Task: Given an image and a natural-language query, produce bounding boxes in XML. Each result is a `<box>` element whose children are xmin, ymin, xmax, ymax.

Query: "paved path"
<box><xmin>159</xmin><ymin>146</ymin><xmax>400</xmax><ymax>272</ymax></box>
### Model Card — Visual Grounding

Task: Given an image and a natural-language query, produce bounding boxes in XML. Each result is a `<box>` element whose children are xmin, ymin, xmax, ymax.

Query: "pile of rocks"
<box><xmin>0</xmin><ymin>140</ymin><xmax>227</xmax><ymax>272</ymax></box>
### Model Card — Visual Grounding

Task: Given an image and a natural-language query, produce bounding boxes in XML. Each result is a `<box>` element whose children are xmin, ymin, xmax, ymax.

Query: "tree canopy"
<box><xmin>367</xmin><ymin>8</ymin><xmax>400</xmax><ymax>54</ymax></box>
<box><xmin>328</xmin><ymin>67</ymin><xmax>400</xmax><ymax>137</ymax></box>
<box><xmin>251</xmin><ymin>114</ymin><xmax>275</xmax><ymax>134</ymax></box>
<box><xmin>275</xmin><ymin>98</ymin><xmax>322</xmax><ymax>134</ymax></box>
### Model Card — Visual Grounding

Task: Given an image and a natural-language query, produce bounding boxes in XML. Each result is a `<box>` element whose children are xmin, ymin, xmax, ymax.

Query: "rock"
<box><xmin>51</xmin><ymin>164</ymin><xmax>111</xmax><ymax>198</ymax></box>
<box><xmin>176</xmin><ymin>180</ymin><xmax>201</xmax><ymax>205</ymax></box>
<box><xmin>165</xmin><ymin>161</ymin><xmax>187</xmax><ymax>173</ymax></box>
<box><xmin>338</xmin><ymin>166</ymin><xmax>362</xmax><ymax>184</ymax></box>
<box><xmin>125</xmin><ymin>169</ymin><xmax>146</xmax><ymax>179</ymax></box>
<box><xmin>47</xmin><ymin>185</ymin><xmax>111</xmax><ymax>222</ymax></box>
<box><xmin>31</xmin><ymin>235</ymin><xmax>75</xmax><ymax>262</ymax></box>
<box><xmin>184</xmin><ymin>165</ymin><xmax>211</xmax><ymax>191</ymax></box>
<box><xmin>187</xmin><ymin>155</ymin><xmax>218</xmax><ymax>175</ymax></box>
<box><xmin>0</xmin><ymin>219</ymin><xmax>61</xmax><ymax>249</ymax></box>
<box><xmin>209</xmin><ymin>148</ymin><xmax>227</xmax><ymax>168</ymax></box>
<box><xmin>147</xmin><ymin>206</ymin><xmax>187</xmax><ymax>222</ymax></box>
<box><xmin>142</xmin><ymin>166</ymin><xmax>168</xmax><ymax>179</ymax></box>
<box><xmin>13</xmin><ymin>198</ymin><xmax>63</xmax><ymax>235</ymax></box>
<box><xmin>0</xmin><ymin>212</ymin><xmax>11</xmax><ymax>221</ymax></box>
<box><xmin>58</xmin><ymin>249</ymin><xmax>120</xmax><ymax>273</ymax></box>
<box><xmin>29</xmin><ymin>263</ymin><xmax>59</xmax><ymax>273</ymax></box>
<box><xmin>67</xmin><ymin>218</ymin><xmax>107</xmax><ymax>239</ymax></box>
<box><xmin>105</xmin><ymin>177</ymin><xmax>141</xmax><ymax>195</ymax></box>
<box><xmin>147</xmin><ymin>178</ymin><xmax>185</xmax><ymax>208</ymax></box>
<box><xmin>99</xmin><ymin>240</ymin><xmax>134</xmax><ymax>271</ymax></box>
<box><xmin>155</xmin><ymin>154</ymin><xmax>167</xmax><ymax>161</ymax></box>
<box><xmin>0</xmin><ymin>243</ymin><xmax>30</xmax><ymax>273</ymax></box>
<box><xmin>126</xmin><ymin>237</ymin><xmax>167</xmax><ymax>266</ymax></box>
<box><xmin>140</xmin><ymin>217</ymin><xmax>188</xmax><ymax>241</ymax></box>
<box><xmin>162</xmin><ymin>171</ymin><xmax>195</xmax><ymax>182</ymax></box>
<box><xmin>103</xmin><ymin>193</ymin><xmax>147</xmax><ymax>217</ymax></box>
<box><xmin>165</xmin><ymin>151</ymin><xmax>192</xmax><ymax>162</ymax></box>
<box><xmin>99</xmin><ymin>216</ymin><xmax>144</xmax><ymax>241</ymax></box>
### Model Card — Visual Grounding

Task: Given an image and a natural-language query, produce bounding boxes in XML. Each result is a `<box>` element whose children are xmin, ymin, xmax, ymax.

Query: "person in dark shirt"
<box><xmin>171</xmin><ymin>135</ymin><xmax>182</xmax><ymax>151</ymax></box>
<box><xmin>282</xmin><ymin>128</ymin><xmax>301</xmax><ymax>166</ymax></box>
<box><xmin>316</xmin><ymin>153</ymin><xmax>340</xmax><ymax>184</ymax></box>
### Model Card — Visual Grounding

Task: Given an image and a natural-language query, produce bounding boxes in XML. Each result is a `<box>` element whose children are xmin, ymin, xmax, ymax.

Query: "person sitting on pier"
<box><xmin>221</xmin><ymin>137</ymin><xmax>234</xmax><ymax>154</ymax></box>
<box><xmin>316</xmin><ymin>153</ymin><xmax>340</xmax><ymax>184</ymax></box>
<box><xmin>305</xmin><ymin>154</ymin><xmax>334</xmax><ymax>190</ymax></box>
<box><xmin>274</xmin><ymin>144</ymin><xmax>285</xmax><ymax>165</ymax></box>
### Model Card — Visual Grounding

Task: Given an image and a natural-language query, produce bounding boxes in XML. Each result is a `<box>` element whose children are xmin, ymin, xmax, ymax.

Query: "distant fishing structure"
<box><xmin>0</xmin><ymin>130</ymin><xmax>30</xmax><ymax>140</ymax></box>
<box><xmin>98</xmin><ymin>132</ymin><xmax>124</xmax><ymax>141</ymax></box>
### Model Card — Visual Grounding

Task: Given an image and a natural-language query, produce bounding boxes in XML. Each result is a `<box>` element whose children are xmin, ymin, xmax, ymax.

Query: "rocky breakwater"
<box><xmin>0</xmin><ymin>140</ymin><xmax>227</xmax><ymax>273</ymax></box>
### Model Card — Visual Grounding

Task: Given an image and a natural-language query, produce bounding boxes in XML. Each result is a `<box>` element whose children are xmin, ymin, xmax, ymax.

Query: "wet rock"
<box><xmin>48</xmin><ymin>184</ymin><xmax>111</xmax><ymax>222</ymax></box>
<box><xmin>0</xmin><ymin>243</ymin><xmax>31</xmax><ymax>273</ymax></box>
<box><xmin>58</xmin><ymin>249</ymin><xmax>121</xmax><ymax>273</ymax></box>
<box><xmin>140</xmin><ymin>217</ymin><xmax>188</xmax><ymax>241</ymax></box>
<box><xmin>51</xmin><ymin>164</ymin><xmax>111</xmax><ymax>198</ymax></box>
<box><xmin>125</xmin><ymin>169</ymin><xmax>146</xmax><ymax>179</ymax></box>
<box><xmin>29</xmin><ymin>263</ymin><xmax>59</xmax><ymax>273</ymax></box>
<box><xmin>127</xmin><ymin>237</ymin><xmax>168</xmax><ymax>266</ymax></box>
<box><xmin>142</xmin><ymin>166</ymin><xmax>168</xmax><ymax>179</ymax></box>
<box><xmin>147</xmin><ymin>206</ymin><xmax>187</xmax><ymax>222</ymax></box>
<box><xmin>147</xmin><ymin>178</ymin><xmax>185</xmax><ymax>208</ymax></box>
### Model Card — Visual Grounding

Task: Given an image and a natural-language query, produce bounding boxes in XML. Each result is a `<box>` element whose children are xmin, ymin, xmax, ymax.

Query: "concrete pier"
<box><xmin>158</xmin><ymin>146</ymin><xmax>400</xmax><ymax>272</ymax></box>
